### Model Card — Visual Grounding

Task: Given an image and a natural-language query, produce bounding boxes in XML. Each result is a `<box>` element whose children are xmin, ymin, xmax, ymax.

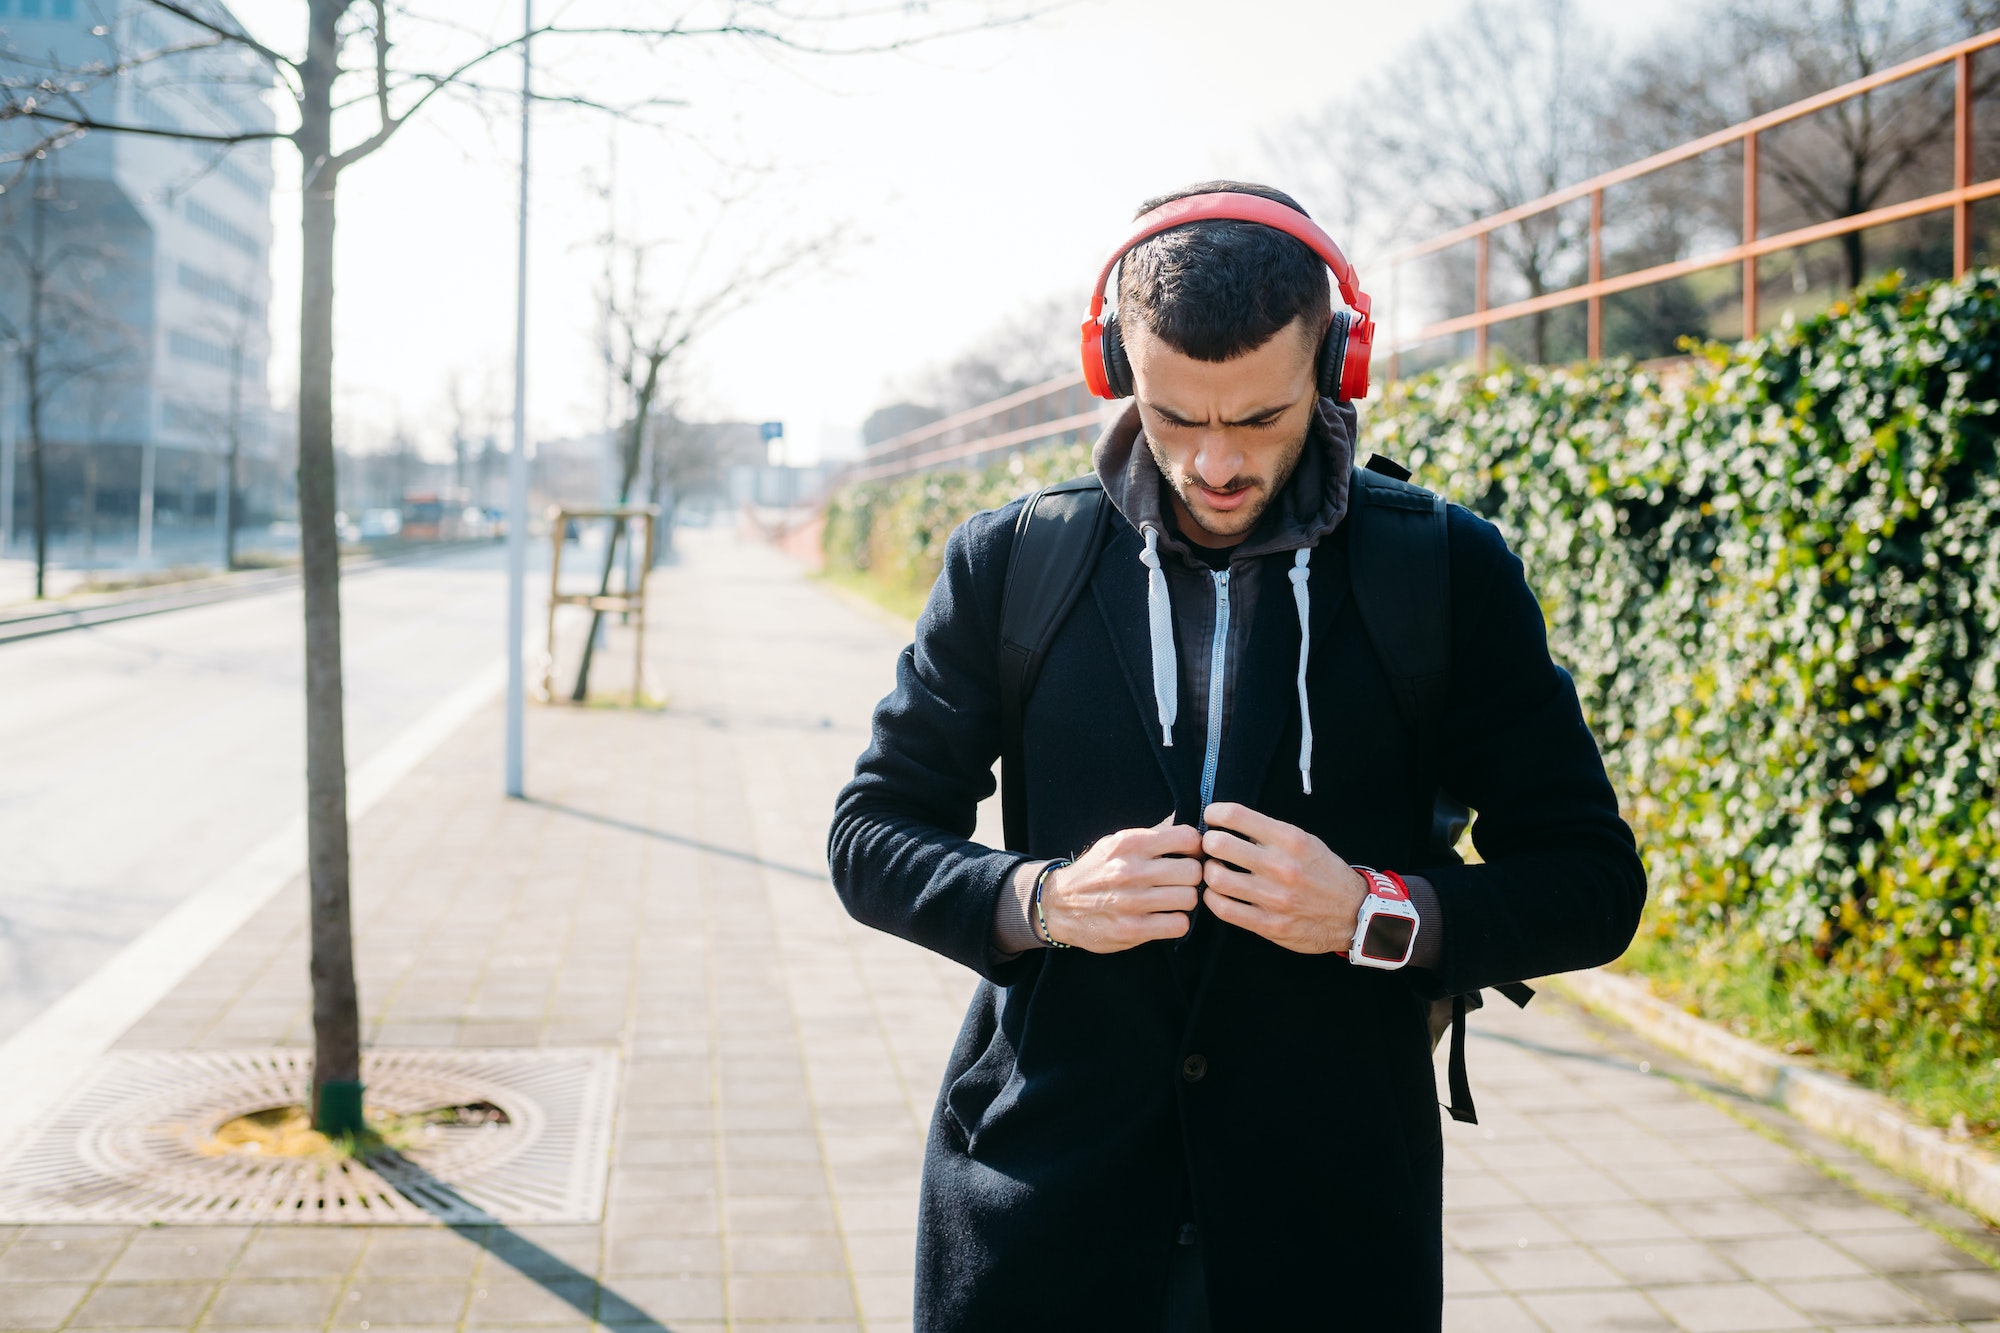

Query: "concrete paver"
<box><xmin>0</xmin><ymin>529</ymin><xmax>1994</xmax><ymax>1331</ymax></box>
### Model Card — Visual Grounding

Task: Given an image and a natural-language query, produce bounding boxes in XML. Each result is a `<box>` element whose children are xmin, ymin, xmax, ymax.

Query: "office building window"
<box><xmin>177</xmin><ymin>262</ymin><xmax>254</xmax><ymax>310</ymax></box>
<box><xmin>169</xmin><ymin>330</ymin><xmax>233</xmax><ymax>370</ymax></box>
<box><xmin>183</xmin><ymin>199</ymin><xmax>260</xmax><ymax>257</ymax></box>
<box><xmin>215</xmin><ymin>157</ymin><xmax>266</xmax><ymax>199</ymax></box>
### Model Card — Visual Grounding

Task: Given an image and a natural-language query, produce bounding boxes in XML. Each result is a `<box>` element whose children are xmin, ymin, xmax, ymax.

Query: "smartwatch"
<box><xmin>1345</xmin><ymin>866</ymin><xmax>1421</xmax><ymax>970</ymax></box>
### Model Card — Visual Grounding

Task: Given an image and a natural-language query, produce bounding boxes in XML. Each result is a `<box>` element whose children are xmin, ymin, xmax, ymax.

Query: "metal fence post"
<box><xmin>1743</xmin><ymin>130</ymin><xmax>1760</xmax><ymax>340</ymax></box>
<box><xmin>1957</xmin><ymin>49</ymin><xmax>1974</xmax><ymax>276</ymax></box>
<box><xmin>1588</xmin><ymin>189</ymin><xmax>1604</xmax><ymax>360</ymax></box>
<box><xmin>1474</xmin><ymin>231</ymin><xmax>1491</xmax><ymax>371</ymax></box>
<box><xmin>1388</xmin><ymin>259</ymin><xmax>1402</xmax><ymax>382</ymax></box>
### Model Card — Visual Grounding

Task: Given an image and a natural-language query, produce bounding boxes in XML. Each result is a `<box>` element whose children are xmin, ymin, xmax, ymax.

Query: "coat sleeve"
<box><xmin>1415</xmin><ymin>507</ymin><xmax>1647</xmax><ymax>996</ymax></box>
<box><xmin>827</xmin><ymin>503</ymin><xmax>1033</xmax><ymax>983</ymax></box>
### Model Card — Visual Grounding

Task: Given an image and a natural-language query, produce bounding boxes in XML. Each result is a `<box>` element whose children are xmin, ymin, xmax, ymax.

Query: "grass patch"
<box><xmin>201</xmin><ymin>1100</ymin><xmax>511</xmax><ymax>1164</ymax></box>
<box><xmin>815</xmin><ymin>565</ymin><xmax>926</xmax><ymax>626</ymax></box>
<box><xmin>1619</xmin><ymin>933</ymin><xmax>2000</xmax><ymax>1151</ymax></box>
<box><xmin>75</xmin><ymin>566</ymin><xmax>217</xmax><ymax>595</ymax></box>
<box><xmin>571</xmin><ymin>691</ymin><xmax>669</xmax><ymax>711</ymax></box>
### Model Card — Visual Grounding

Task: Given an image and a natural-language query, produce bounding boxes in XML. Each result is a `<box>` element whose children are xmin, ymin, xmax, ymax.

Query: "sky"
<box><xmin>226</xmin><ymin>0</ymin><xmax>1674</xmax><ymax>466</ymax></box>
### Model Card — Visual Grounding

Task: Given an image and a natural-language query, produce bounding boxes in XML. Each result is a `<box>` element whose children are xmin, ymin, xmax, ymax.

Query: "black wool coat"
<box><xmin>827</xmin><ymin>479</ymin><xmax>1646</xmax><ymax>1332</ymax></box>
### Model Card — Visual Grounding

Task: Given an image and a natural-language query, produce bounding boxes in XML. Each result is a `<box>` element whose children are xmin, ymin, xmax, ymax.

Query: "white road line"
<box><xmin>0</xmin><ymin>656</ymin><xmax>508</xmax><ymax>1148</ymax></box>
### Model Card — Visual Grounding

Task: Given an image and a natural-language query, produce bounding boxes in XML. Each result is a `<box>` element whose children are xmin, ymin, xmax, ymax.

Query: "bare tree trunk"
<box><xmin>81</xmin><ymin>451</ymin><xmax>97</xmax><ymax>568</ymax></box>
<box><xmin>223</xmin><ymin>312</ymin><xmax>247</xmax><ymax>571</ymax></box>
<box><xmin>26</xmin><ymin>367</ymin><xmax>44</xmax><ymax>601</ymax></box>
<box><xmin>1841</xmin><ymin>229</ymin><xmax>1866</xmax><ymax>292</ymax></box>
<box><xmin>570</xmin><ymin>358</ymin><xmax>656</xmax><ymax>700</ymax></box>
<box><xmin>26</xmin><ymin>187</ymin><xmax>47</xmax><ymax>601</ymax></box>
<box><xmin>300</xmin><ymin>0</ymin><xmax>363</xmax><ymax>1137</ymax></box>
<box><xmin>223</xmin><ymin>434</ymin><xmax>240</xmax><ymax>564</ymax></box>
<box><xmin>223</xmin><ymin>434</ymin><xmax>240</xmax><ymax>570</ymax></box>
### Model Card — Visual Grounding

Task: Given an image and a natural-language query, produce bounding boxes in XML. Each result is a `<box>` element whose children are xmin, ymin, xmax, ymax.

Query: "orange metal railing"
<box><xmin>842</xmin><ymin>30</ymin><xmax>1996</xmax><ymax>489</ymax></box>
<box><xmin>1377</xmin><ymin>28</ymin><xmax>1999</xmax><ymax>372</ymax></box>
<box><xmin>843</xmin><ymin>370</ymin><xmax>1113</xmax><ymax>486</ymax></box>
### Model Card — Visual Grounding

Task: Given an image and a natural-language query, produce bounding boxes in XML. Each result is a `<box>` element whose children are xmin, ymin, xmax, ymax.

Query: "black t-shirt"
<box><xmin>1188</xmin><ymin>539</ymin><xmax>1235</xmax><ymax>572</ymax></box>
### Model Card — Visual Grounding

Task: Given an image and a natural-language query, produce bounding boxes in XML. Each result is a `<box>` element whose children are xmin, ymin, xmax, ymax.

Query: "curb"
<box><xmin>1550</xmin><ymin>967</ymin><xmax>2000</xmax><ymax>1228</ymax></box>
<box><xmin>0</xmin><ymin>540</ymin><xmax>496</xmax><ymax>645</ymax></box>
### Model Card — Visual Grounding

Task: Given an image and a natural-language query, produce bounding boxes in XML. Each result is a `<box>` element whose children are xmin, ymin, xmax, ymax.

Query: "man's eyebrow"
<box><xmin>1223</xmin><ymin>403</ymin><xmax>1294</xmax><ymax>426</ymax></box>
<box><xmin>1144</xmin><ymin>400</ymin><xmax>1295</xmax><ymax>427</ymax></box>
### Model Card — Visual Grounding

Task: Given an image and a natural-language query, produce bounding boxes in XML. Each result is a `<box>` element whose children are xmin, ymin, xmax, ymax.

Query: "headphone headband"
<box><xmin>1079</xmin><ymin>190</ymin><xmax>1376</xmax><ymax>402</ymax></box>
<box><xmin>1085</xmin><ymin>192</ymin><xmax>1371</xmax><ymax>323</ymax></box>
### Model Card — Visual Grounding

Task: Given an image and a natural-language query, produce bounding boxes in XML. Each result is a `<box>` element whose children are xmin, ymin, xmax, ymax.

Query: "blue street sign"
<box><xmin>759</xmin><ymin>421</ymin><xmax>784</xmax><ymax>442</ymax></box>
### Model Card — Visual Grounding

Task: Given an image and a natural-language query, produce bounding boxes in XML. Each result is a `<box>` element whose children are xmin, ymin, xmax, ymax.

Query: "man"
<box><xmin>827</xmin><ymin>181</ymin><xmax>1646</xmax><ymax>1331</ymax></box>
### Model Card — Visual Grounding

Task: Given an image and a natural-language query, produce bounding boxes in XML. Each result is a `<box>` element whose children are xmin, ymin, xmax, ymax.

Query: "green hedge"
<box><xmin>825</xmin><ymin>271</ymin><xmax>2000</xmax><ymax>1135</ymax></box>
<box><xmin>823</xmin><ymin>444</ymin><xmax>1095</xmax><ymax>616</ymax></box>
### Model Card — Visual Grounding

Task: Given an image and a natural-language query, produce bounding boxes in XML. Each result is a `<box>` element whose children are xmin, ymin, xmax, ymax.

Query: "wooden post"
<box><xmin>1474</xmin><ymin>231</ymin><xmax>1490</xmax><ymax>371</ymax></box>
<box><xmin>543</xmin><ymin>507</ymin><xmax>565</xmax><ymax>701</ymax></box>
<box><xmin>1587</xmin><ymin>189</ymin><xmax>1604</xmax><ymax>360</ymax></box>
<box><xmin>1743</xmin><ymin>131</ymin><xmax>1761</xmax><ymax>340</ymax></box>
<box><xmin>1956</xmin><ymin>50</ymin><xmax>1973</xmax><ymax>277</ymax></box>
<box><xmin>632</xmin><ymin>510</ymin><xmax>656</xmax><ymax>705</ymax></box>
<box><xmin>542</xmin><ymin>503</ymin><xmax>658</xmax><ymax>707</ymax></box>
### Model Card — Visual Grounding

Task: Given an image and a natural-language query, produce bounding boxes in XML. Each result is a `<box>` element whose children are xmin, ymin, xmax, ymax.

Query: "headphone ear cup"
<box><xmin>1340</xmin><ymin>313</ymin><xmax>1373</xmax><ymax>402</ymax></box>
<box><xmin>1318</xmin><ymin>311</ymin><xmax>1351</xmax><ymax>401</ymax></box>
<box><xmin>1101</xmin><ymin>308</ymin><xmax>1134</xmax><ymax>400</ymax></box>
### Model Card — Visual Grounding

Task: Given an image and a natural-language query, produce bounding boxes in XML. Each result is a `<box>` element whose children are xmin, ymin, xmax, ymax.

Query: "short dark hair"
<box><xmin>1116</xmin><ymin>180</ymin><xmax>1332</xmax><ymax>364</ymax></box>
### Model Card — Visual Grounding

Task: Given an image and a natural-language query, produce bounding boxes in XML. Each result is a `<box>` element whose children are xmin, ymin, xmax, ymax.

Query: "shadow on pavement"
<box><xmin>374</xmin><ymin>1149</ymin><xmax>674</xmax><ymax>1329</ymax></box>
<box><xmin>530</xmin><ymin>797</ymin><xmax>827</xmax><ymax>883</ymax></box>
<box><xmin>1469</xmin><ymin>1021</ymin><xmax>1745</xmax><ymax>1099</ymax></box>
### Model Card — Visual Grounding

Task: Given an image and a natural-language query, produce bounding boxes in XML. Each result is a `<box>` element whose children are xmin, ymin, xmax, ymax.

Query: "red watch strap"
<box><xmin>1355</xmin><ymin>866</ymin><xmax>1409</xmax><ymax>902</ymax></box>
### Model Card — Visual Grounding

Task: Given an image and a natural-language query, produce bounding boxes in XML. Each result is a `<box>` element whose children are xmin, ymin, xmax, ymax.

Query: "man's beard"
<box><xmin>1149</xmin><ymin>432</ymin><xmax>1309</xmax><ymax>541</ymax></box>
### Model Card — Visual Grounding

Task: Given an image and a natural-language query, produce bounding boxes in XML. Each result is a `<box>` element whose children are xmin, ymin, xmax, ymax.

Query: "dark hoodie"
<box><xmin>993</xmin><ymin>397</ymin><xmax>1446</xmax><ymax>966</ymax></box>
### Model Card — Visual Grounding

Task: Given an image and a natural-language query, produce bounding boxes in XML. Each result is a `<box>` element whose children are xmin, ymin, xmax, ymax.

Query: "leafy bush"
<box><xmin>822</xmin><ymin>442</ymin><xmax>1093</xmax><ymax>602</ymax></box>
<box><xmin>1373</xmin><ymin>271</ymin><xmax>2000</xmax><ymax>1135</ymax></box>
<box><xmin>825</xmin><ymin>271</ymin><xmax>2000</xmax><ymax>1133</ymax></box>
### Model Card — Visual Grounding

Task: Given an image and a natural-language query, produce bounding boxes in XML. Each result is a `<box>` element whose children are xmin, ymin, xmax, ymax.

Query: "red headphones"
<box><xmin>1079</xmin><ymin>191</ymin><xmax>1376</xmax><ymax>403</ymax></box>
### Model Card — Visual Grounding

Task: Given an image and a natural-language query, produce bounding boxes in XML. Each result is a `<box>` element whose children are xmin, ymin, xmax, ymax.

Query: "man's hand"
<box><xmin>1201</xmin><ymin>802</ymin><xmax>1366</xmax><ymax>955</ymax></box>
<box><xmin>1038</xmin><ymin>816</ymin><xmax>1204</xmax><ymax>952</ymax></box>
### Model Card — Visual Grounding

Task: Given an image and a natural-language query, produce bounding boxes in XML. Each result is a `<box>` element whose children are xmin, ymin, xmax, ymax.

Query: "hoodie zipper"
<box><xmin>1199</xmin><ymin>568</ymin><xmax>1230</xmax><ymax>822</ymax></box>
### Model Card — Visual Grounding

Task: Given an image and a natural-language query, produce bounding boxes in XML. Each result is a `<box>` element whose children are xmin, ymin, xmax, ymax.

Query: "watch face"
<box><xmin>1360</xmin><ymin>911</ymin><xmax>1415</xmax><ymax>962</ymax></box>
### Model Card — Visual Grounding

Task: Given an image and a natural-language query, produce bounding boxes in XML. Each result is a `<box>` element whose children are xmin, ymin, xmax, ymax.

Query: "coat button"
<box><xmin>1181</xmin><ymin>1054</ymin><xmax>1208</xmax><ymax>1083</ymax></box>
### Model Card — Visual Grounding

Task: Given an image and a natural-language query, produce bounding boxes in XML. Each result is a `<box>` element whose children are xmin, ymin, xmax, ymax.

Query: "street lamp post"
<box><xmin>504</xmin><ymin>0</ymin><xmax>532</xmax><ymax>798</ymax></box>
<box><xmin>0</xmin><ymin>351</ymin><xmax>14</xmax><ymax>554</ymax></box>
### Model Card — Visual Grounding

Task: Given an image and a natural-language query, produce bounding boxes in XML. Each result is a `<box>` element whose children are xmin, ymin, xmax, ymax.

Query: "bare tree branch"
<box><xmin>0</xmin><ymin>106</ymin><xmax>287</xmax><ymax>149</ymax></box>
<box><xmin>134</xmin><ymin>0</ymin><xmax>301</xmax><ymax>75</ymax></box>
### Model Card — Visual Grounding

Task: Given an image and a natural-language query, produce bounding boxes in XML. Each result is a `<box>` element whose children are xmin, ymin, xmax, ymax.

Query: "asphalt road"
<box><xmin>0</xmin><ymin>544</ymin><xmax>536</xmax><ymax>1043</ymax></box>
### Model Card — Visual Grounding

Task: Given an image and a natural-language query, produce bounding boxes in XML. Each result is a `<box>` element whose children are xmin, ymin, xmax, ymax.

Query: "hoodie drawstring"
<box><xmin>1139</xmin><ymin>526</ymin><xmax>1177</xmax><ymax>746</ymax></box>
<box><xmin>1290</xmin><ymin>548</ymin><xmax>1314</xmax><ymax>794</ymax></box>
<box><xmin>1135</xmin><ymin>529</ymin><xmax>1315</xmax><ymax>794</ymax></box>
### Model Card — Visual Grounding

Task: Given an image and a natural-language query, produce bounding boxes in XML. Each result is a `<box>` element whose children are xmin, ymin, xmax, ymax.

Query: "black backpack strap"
<box><xmin>1350</xmin><ymin>460</ymin><xmax>1466</xmax><ymax>863</ymax></box>
<box><xmin>998</xmin><ymin>475</ymin><xmax>1109</xmax><ymax>852</ymax></box>
<box><xmin>1353</xmin><ymin>458</ymin><xmax>1538</xmax><ymax>1124</ymax></box>
<box><xmin>1349</xmin><ymin>459</ymin><xmax>1452</xmax><ymax>791</ymax></box>
<box><xmin>1440</xmin><ymin>983</ymin><xmax>1535</xmax><ymax>1124</ymax></box>
<box><xmin>1446</xmin><ymin>994</ymin><xmax>1478</xmax><ymax>1124</ymax></box>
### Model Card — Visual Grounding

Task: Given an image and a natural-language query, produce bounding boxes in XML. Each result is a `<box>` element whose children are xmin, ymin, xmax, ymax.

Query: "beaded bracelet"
<box><xmin>1033</xmin><ymin>858</ymin><xmax>1073</xmax><ymax>949</ymax></box>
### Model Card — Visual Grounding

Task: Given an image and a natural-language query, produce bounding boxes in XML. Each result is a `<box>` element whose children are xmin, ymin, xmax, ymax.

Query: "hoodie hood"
<box><xmin>1088</xmin><ymin>397</ymin><xmax>1358</xmax><ymax>796</ymax></box>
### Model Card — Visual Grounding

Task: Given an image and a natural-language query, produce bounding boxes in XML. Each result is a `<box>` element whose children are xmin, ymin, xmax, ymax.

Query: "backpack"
<box><xmin>995</xmin><ymin>456</ymin><xmax>1531</xmax><ymax>1125</ymax></box>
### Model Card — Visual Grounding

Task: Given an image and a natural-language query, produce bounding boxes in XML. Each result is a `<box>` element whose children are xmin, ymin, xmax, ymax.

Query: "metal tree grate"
<box><xmin>0</xmin><ymin>1048</ymin><xmax>619</xmax><ymax>1225</ymax></box>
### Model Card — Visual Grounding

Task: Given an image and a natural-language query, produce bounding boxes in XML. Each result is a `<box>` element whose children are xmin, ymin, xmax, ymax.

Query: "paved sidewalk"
<box><xmin>0</xmin><ymin>530</ymin><xmax>1996</xmax><ymax>1331</ymax></box>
